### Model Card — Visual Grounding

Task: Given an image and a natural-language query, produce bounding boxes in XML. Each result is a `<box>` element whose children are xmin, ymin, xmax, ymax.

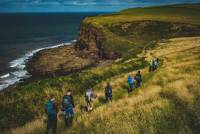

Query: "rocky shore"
<box><xmin>26</xmin><ymin>44</ymin><xmax>99</xmax><ymax>78</ymax></box>
<box><xmin>26</xmin><ymin>23</ymin><xmax>121</xmax><ymax>78</ymax></box>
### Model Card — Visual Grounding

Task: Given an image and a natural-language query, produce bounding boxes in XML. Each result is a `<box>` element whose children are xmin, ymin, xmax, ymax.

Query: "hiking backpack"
<box><xmin>63</xmin><ymin>96</ymin><xmax>72</xmax><ymax>109</ymax></box>
<box><xmin>85</xmin><ymin>91</ymin><xmax>92</xmax><ymax>102</ymax></box>
<box><xmin>106</xmin><ymin>87</ymin><xmax>112</xmax><ymax>96</ymax></box>
<box><xmin>45</xmin><ymin>101</ymin><xmax>56</xmax><ymax>115</ymax></box>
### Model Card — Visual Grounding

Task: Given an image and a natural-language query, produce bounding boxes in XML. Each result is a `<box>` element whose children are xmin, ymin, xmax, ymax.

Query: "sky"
<box><xmin>0</xmin><ymin>0</ymin><xmax>199</xmax><ymax>13</ymax></box>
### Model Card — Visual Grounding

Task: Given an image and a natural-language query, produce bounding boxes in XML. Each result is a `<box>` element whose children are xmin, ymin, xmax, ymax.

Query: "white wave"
<box><xmin>0</xmin><ymin>77</ymin><xmax>20</xmax><ymax>90</ymax></box>
<box><xmin>0</xmin><ymin>73</ymin><xmax>10</xmax><ymax>79</ymax></box>
<box><xmin>11</xmin><ymin>70</ymin><xmax>30</xmax><ymax>79</ymax></box>
<box><xmin>0</xmin><ymin>41</ymin><xmax>74</xmax><ymax>91</ymax></box>
<box><xmin>71</xmin><ymin>40</ymin><xmax>77</xmax><ymax>43</ymax></box>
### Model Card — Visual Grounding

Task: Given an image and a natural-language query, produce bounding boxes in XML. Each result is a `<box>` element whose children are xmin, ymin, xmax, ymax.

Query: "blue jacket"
<box><xmin>128</xmin><ymin>75</ymin><xmax>134</xmax><ymax>84</ymax></box>
<box><xmin>45</xmin><ymin>100</ymin><xmax>57</xmax><ymax>116</ymax></box>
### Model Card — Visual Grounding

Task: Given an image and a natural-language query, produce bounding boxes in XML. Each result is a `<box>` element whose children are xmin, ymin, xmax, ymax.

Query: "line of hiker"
<box><xmin>149</xmin><ymin>56</ymin><xmax>160</xmax><ymax>72</ymax></box>
<box><xmin>127</xmin><ymin>70</ymin><xmax>142</xmax><ymax>94</ymax></box>
<box><xmin>44</xmin><ymin>84</ymin><xmax>112</xmax><ymax>134</ymax></box>
<box><xmin>45</xmin><ymin>90</ymin><xmax>75</xmax><ymax>134</ymax></box>
<box><xmin>44</xmin><ymin>57</ymin><xmax>159</xmax><ymax>134</ymax></box>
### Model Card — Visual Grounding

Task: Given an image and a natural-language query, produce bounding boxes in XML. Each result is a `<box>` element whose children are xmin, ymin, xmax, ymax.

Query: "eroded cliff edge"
<box><xmin>27</xmin><ymin>17</ymin><xmax>200</xmax><ymax>77</ymax></box>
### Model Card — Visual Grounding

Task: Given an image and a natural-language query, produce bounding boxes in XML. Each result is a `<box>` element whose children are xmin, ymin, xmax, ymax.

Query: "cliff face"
<box><xmin>76</xmin><ymin>24</ymin><xmax>104</xmax><ymax>59</ymax></box>
<box><xmin>76</xmin><ymin>23</ymin><xmax>122</xmax><ymax>60</ymax></box>
<box><xmin>77</xmin><ymin>20</ymin><xmax>200</xmax><ymax>60</ymax></box>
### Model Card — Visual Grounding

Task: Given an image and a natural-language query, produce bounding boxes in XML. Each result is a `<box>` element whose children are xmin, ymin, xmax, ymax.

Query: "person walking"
<box><xmin>127</xmin><ymin>75</ymin><xmax>134</xmax><ymax>94</ymax></box>
<box><xmin>135</xmin><ymin>70</ymin><xmax>142</xmax><ymax>88</ymax></box>
<box><xmin>44</xmin><ymin>96</ymin><xmax>58</xmax><ymax>134</ymax></box>
<box><xmin>149</xmin><ymin>59</ymin><xmax>153</xmax><ymax>72</ymax></box>
<box><xmin>85</xmin><ymin>88</ymin><xmax>94</xmax><ymax>111</ymax></box>
<box><xmin>155</xmin><ymin>58</ymin><xmax>159</xmax><ymax>70</ymax></box>
<box><xmin>105</xmin><ymin>82</ymin><xmax>112</xmax><ymax>102</ymax></box>
<box><xmin>62</xmin><ymin>90</ymin><xmax>75</xmax><ymax>127</ymax></box>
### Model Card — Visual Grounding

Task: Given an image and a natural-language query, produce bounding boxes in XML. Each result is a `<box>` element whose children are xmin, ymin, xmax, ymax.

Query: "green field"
<box><xmin>82</xmin><ymin>4</ymin><xmax>200</xmax><ymax>57</ymax></box>
<box><xmin>1</xmin><ymin>4</ymin><xmax>200</xmax><ymax>134</ymax></box>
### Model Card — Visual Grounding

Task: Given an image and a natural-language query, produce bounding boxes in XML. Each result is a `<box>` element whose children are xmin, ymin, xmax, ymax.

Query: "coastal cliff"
<box><xmin>1</xmin><ymin>4</ymin><xmax>200</xmax><ymax>133</ymax></box>
<box><xmin>27</xmin><ymin>18</ymin><xmax>200</xmax><ymax>77</ymax></box>
<box><xmin>75</xmin><ymin>22</ymin><xmax>122</xmax><ymax>59</ymax></box>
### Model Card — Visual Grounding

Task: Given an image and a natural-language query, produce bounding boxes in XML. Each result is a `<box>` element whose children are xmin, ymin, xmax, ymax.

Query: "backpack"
<box><xmin>85</xmin><ymin>91</ymin><xmax>92</xmax><ymax>102</ymax></box>
<box><xmin>135</xmin><ymin>75</ymin><xmax>142</xmax><ymax>82</ymax></box>
<box><xmin>45</xmin><ymin>100</ymin><xmax>56</xmax><ymax>116</ymax></box>
<box><xmin>128</xmin><ymin>76</ymin><xmax>134</xmax><ymax>84</ymax></box>
<box><xmin>106</xmin><ymin>87</ymin><xmax>112</xmax><ymax>96</ymax></box>
<box><xmin>63</xmin><ymin>96</ymin><xmax>72</xmax><ymax>109</ymax></box>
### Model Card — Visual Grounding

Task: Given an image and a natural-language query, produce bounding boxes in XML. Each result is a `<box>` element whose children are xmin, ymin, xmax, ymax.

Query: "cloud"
<box><xmin>0</xmin><ymin>0</ymin><xmax>200</xmax><ymax>12</ymax></box>
<box><xmin>1</xmin><ymin>0</ymin><xmax>200</xmax><ymax>6</ymax></box>
<box><xmin>64</xmin><ymin>1</ymin><xmax>97</xmax><ymax>6</ymax></box>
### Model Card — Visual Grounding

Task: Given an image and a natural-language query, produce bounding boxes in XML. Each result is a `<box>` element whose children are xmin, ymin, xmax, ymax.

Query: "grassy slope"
<box><xmin>1</xmin><ymin>4</ymin><xmax>200</xmax><ymax>133</ymax></box>
<box><xmin>82</xmin><ymin>4</ymin><xmax>200</xmax><ymax>56</ymax></box>
<box><xmin>86</xmin><ymin>4</ymin><xmax>200</xmax><ymax>25</ymax></box>
<box><xmin>11</xmin><ymin>36</ymin><xmax>200</xmax><ymax>134</ymax></box>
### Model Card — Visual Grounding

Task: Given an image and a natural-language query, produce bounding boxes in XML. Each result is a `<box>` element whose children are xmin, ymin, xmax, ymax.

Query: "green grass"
<box><xmin>1</xmin><ymin>3</ymin><xmax>200</xmax><ymax>134</ymax></box>
<box><xmin>0</xmin><ymin>52</ymin><xmax>147</xmax><ymax>131</ymax></box>
<box><xmin>81</xmin><ymin>4</ymin><xmax>200</xmax><ymax>57</ymax></box>
<box><xmin>87</xmin><ymin>4</ymin><xmax>200</xmax><ymax>25</ymax></box>
<box><xmin>6</xmin><ymin>37</ymin><xmax>200</xmax><ymax>134</ymax></box>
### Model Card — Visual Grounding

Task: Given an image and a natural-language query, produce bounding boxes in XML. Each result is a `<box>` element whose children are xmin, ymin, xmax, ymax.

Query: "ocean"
<box><xmin>0</xmin><ymin>12</ymin><xmax>105</xmax><ymax>90</ymax></box>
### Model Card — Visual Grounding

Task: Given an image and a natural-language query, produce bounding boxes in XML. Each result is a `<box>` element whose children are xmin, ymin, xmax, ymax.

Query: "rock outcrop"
<box><xmin>75</xmin><ymin>23</ymin><xmax>122</xmax><ymax>60</ymax></box>
<box><xmin>75</xmin><ymin>23</ymin><xmax>106</xmax><ymax>58</ymax></box>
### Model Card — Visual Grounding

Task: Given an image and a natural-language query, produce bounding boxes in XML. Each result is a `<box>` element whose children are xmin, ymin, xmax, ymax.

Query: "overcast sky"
<box><xmin>0</xmin><ymin>0</ymin><xmax>199</xmax><ymax>13</ymax></box>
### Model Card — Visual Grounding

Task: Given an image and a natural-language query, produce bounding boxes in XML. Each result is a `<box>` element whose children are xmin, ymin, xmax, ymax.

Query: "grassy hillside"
<box><xmin>81</xmin><ymin>4</ymin><xmax>200</xmax><ymax>57</ymax></box>
<box><xmin>1</xmin><ymin>4</ymin><xmax>200</xmax><ymax>133</ymax></box>
<box><xmin>11</xmin><ymin>36</ymin><xmax>200</xmax><ymax>134</ymax></box>
<box><xmin>86</xmin><ymin>4</ymin><xmax>200</xmax><ymax>25</ymax></box>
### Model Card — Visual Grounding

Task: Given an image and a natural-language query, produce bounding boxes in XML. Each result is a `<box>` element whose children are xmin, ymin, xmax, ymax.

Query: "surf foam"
<box><xmin>0</xmin><ymin>41</ymin><xmax>74</xmax><ymax>91</ymax></box>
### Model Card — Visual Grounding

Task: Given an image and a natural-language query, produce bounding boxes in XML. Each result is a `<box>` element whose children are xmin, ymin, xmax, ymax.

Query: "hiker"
<box><xmin>127</xmin><ymin>75</ymin><xmax>135</xmax><ymax>94</ymax></box>
<box><xmin>105</xmin><ymin>82</ymin><xmax>112</xmax><ymax>102</ymax></box>
<box><xmin>62</xmin><ymin>90</ymin><xmax>75</xmax><ymax>127</ymax></box>
<box><xmin>44</xmin><ymin>96</ymin><xmax>58</xmax><ymax>134</ymax></box>
<box><xmin>152</xmin><ymin>57</ymin><xmax>159</xmax><ymax>71</ymax></box>
<box><xmin>152</xmin><ymin>58</ymin><xmax>156</xmax><ymax>71</ymax></box>
<box><xmin>85</xmin><ymin>88</ymin><xmax>94</xmax><ymax>111</ymax></box>
<box><xmin>135</xmin><ymin>70</ymin><xmax>142</xmax><ymax>88</ymax></box>
<box><xmin>155</xmin><ymin>58</ymin><xmax>159</xmax><ymax>69</ymax></box>
<box><xmin>149</xmin><ymin>59</ymin><xmax>153</xmax><ymax>72</ymax></box>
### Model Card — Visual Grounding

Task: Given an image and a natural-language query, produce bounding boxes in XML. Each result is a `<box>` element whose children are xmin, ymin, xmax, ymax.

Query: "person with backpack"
<box><xmin>62</xmin><ymin>90</ymin><xmax>75</xmax><ymax>127</ymax></box>
<box><xmin>155</xmin><ymin>58</ymin><xmax>159</xmax><ymax>70</ymax></box>
<box><xmin>85</xmin><ymin>88</ymin><xmax>94</xmax><ymax>111</ymax></box>
<box><xmin>135</xmin><ymin>70</ymin><xmax>142</xmax><ymax>88</ymax></box>
<box><xmin>44</xmin><ymin>96</ymin><xmax>58</xmax><ymax>134</ymax></box>
<box><xmin>105</xmin><ymin>82</ymin><xmax>112</xmax><ymax>102</ymax></box>
<box><xmin>152</xmin><ymin>57</ymin><xmax>158</xmax><ymax>71</ymax></box>
<box><xmin>149</xmin><ymin>59</ymin><xmax>153</xmax><ymax>72</ymax></box>
<box><xmin>127</xmin><ymin>75</ymin><xmax>135</xmax><ymax>94</ymax></box>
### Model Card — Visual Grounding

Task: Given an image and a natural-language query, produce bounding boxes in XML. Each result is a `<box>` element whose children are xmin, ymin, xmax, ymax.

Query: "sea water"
<box><xmin>0</xmin><ymin>12</ymin><xmax>104</xmax><ymax>90</ymax></box>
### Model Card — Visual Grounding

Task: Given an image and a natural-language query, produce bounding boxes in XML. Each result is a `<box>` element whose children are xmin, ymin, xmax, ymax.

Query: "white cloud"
<box><xmin>71</xmin><ymin>1</ymin><xmax>97</xmax><ymax>6</ymax></box>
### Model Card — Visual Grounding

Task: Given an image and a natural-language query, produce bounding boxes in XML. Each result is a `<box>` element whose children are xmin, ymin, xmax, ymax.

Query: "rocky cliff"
<box><xmin>75</xmin><ymin>22</ymin><xmax>122</xmax><ymax>60</ymax></box>
<box><xmin>76</xmin><ymin>20</ymin><xmax>200</xmax><ymax>60</ymax></box>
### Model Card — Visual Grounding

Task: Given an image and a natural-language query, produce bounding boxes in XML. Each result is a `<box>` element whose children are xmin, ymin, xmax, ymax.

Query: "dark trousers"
<box><xmin>149</xmin><ymin>66</ymin><xmax>152</xmax><ymax>72</ymax></box>
<box><xmin>152</xmin><ymin>64</ymin><xmax>157</xmax><ymax>71</ymax></box>
<box><xmin>65</xmin><ymin>116</ymin><xmax>74</xmax><ymax>127</ymax></box>
<box><xmin>86</xmin><ymin>99</ymin><xmax>92</xmax><ymax>107</ymax></box>
<box><xmin>128</xmin><ymin>83</ymin><xmax>134</xmax><ymax>93</ymax></box>
<box><xmin>136</xmin><ymin>81</ymin><xmax>141</xmax><ymax>88</ymax></box>
<box><xmin>45</xmin><ymin>115</ymin><xmax>57</xmax><ymax>134</ymax></box>
<box><xmin>105</xmin><ymin>95</ymin><xmax>112</xmax><ymax>102</ymax></box>
<box><xmin>65</xmin><ymin>108</ymin><xmax>74</xmax><ymax>127</ymax></box>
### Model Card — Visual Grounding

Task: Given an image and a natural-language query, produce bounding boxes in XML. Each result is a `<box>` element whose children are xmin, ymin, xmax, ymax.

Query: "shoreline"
<box><xmin>0</xmin><ymin>41</ymin><xmax>76</xmax><ymax>91</ymax></box>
